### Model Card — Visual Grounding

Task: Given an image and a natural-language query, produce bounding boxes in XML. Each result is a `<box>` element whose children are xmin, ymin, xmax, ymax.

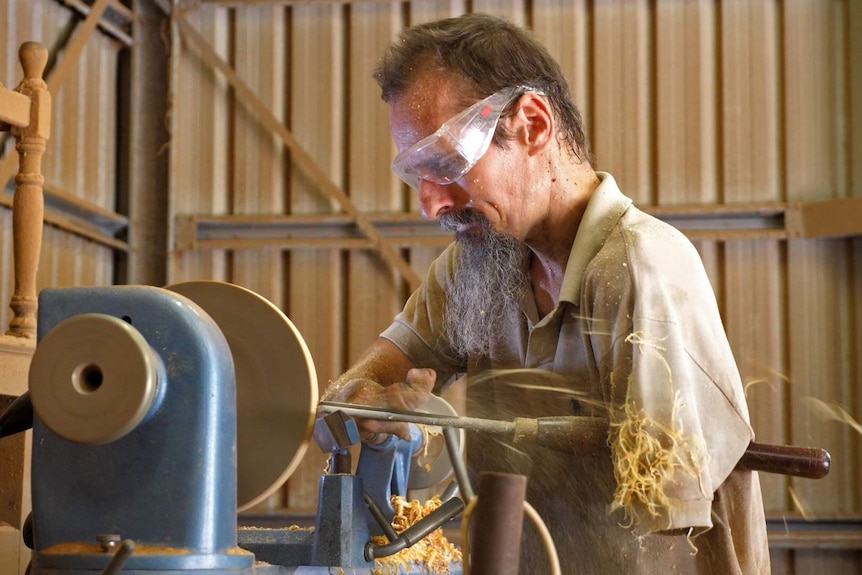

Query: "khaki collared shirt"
<box><xmin>383</xmin><ymin>172</ymin><xmax>770</xmax><ymax>574</ymax></box>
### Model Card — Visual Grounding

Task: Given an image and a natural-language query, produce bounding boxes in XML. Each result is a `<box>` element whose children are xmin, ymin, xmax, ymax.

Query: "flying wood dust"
<box><xmin>803</xmin><ymin>397</ymin><xmax>862</xmax><ymax>435</ymax></box>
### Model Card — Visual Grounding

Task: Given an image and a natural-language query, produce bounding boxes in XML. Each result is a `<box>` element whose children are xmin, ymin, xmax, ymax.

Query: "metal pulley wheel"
<box><xmin>166</xmin><ymin>281</ymin><xmax>318</xmax><ymax>512</ymax></box>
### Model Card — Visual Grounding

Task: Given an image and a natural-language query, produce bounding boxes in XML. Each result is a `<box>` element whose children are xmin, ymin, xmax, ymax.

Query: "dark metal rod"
<box><xmin>363</xmin><ymin>492</ymin><xmax>399</xmax><ymax>542</ymax></box>
<box><xmin>364</xmin><ymin>497</ymin><xmax>465</xmax><ymax>561</ymax></box>
<box><xmin>0</xmin><ymin>392</ymin><xmax>33</xmax><ymax>439</ymax></box>
<box><xmin>101</xmin><ymin>539</ymin><xmax>135</xmax><ymax>575</ymax></box>
<box><xmin>443</xmin><ymin>426</ymin><xmax>474</xmax><ymax>501</ymax></box>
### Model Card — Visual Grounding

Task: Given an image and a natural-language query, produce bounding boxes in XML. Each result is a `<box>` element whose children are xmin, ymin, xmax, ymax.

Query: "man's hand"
<box><xmin>335</xmin><ymin>368</ymin><xmax>436</xmax><ymax>443</ymax></box>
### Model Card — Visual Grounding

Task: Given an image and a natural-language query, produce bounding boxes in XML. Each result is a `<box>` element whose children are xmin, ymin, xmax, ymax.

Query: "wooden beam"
<box><xmin>41</xmin><ymin>182</ymin><xmax>129</xmax><ymax>233</ymax></box>
<box><xmin>121</xmin><ymin>0</ymin><xmax>171</xmax><ymax>285</ymax></box>
<box><xmin>39</xmin><ymin>211</ymin><xmax>129</xmax><ymax>252</ymax></box>
<box><xmin>767</xmin><ymin>516</ymin><xmax>862</xmax><ymax>550</ymax></box>
<box><xmin>46</xmin><ymin>0</ymin><xmax>115</xmax><ymax>95</ymax></box>
<box><xmin>174</xmin><ymin>14</ymin><xmax>422</xmax><ymax>291</ymax></box>
<box><xmin>784</xmin><ymin>197</ymin><xmax>862</xmax><ymax>239</ymax></box>
<box><xmin>0</xmin><ymin>87</ymin><xmax>31</xmax><ymax>128</ymax></box>
<box><xmin>60</xmin><ymin>0</ymin><xmax>134</xmax><ymax>46</ymax></box>
<box><xmin>0</xmin><ymin>201</ymin><xmax>129</xmax><ymax>253</ymax></box>
<box><xmin>174</xmin><ymin>212</ymin><xmax>453</xmax><ymax>251</ymax></box>
<box><xmin>179</xmin><ymin>0</ymin><xmax>398</xmax><ymax>8</ymax></box>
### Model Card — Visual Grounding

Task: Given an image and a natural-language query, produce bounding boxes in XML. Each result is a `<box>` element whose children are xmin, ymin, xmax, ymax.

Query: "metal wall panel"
<box><xmin>168</xmin><ymin>0</ymin><xmax>862</xmax><ymax>571</ymax></box>
<box><xmin>283</xmin><ymin>2</ymin><xmax>346</xmax><ymax>510</ymax></box>
<box><xmin>0</xmin><ymin>0</ymin><xmax>122</xmax><ymax>330</ymax></box>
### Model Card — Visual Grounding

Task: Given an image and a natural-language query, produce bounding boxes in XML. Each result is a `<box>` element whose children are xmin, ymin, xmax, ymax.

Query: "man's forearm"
<box><xmin>321</xmin><ymin>337</ymin><xmax>416</xmax><ymax>401</ymax></box>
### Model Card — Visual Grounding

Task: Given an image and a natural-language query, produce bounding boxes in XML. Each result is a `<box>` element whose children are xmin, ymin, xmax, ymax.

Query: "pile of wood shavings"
<box><xmin>609</xmin><ymin>391</ymin><xmax>708</xmax><ymax>530</ymax></box>
<box><xmin>372</xmin><ymin>495</ymin><xmax>462</xmax><ymax>575</ymax></box>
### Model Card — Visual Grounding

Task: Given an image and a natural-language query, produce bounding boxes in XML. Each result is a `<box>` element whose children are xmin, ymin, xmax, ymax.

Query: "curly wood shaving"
<box><xmin>742</xmin><ymin>378</ymin><xmax>771</xmax><ymax>396</ymax></box>
<box><xmin>788</xmin><ymin>486</ymin><xmax>812</xmax><ymax>521</ymax></box>
<box><xmin>415</xmin><ymin>424</ymin><xmax>441</xmax><ymax>472</ymax></box>
<box><xmin>742</xmin><ymin>366</ymin><xmax>792</xmax><ymax>397</ymax></box>
<box><xmin>803</xmin><ymin>397</ymin><xmax>862</xmax><ymax>435</ymax></box>
<box><xmin>609</xmin><ymin>332</ymin><xmax>710</xmax><ymax>531</ymax></box>
<box><xmin>683</xmin><ymin>527</ymin><xmax>698</xmax><ymax>555</ymax></box>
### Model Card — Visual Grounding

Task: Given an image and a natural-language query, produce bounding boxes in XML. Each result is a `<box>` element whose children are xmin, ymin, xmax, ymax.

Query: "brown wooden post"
<box><xmin>7</xmin><ymin>42</ymin><xmax>50</xmax><ymax>338</ymax></box>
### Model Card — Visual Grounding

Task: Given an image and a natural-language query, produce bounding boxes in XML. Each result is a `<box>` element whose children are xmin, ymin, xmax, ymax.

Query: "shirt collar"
<box><xmin>559</xmin><ymin>172</ymin><xmax>633</xmax><ymax>306</ymax></box>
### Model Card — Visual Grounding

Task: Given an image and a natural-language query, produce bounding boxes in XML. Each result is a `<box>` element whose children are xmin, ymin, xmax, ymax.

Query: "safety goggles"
<box><xmin>391</xmin><ymin>85</ymin><xmax>540</xmax><ymax>189</ymax></box>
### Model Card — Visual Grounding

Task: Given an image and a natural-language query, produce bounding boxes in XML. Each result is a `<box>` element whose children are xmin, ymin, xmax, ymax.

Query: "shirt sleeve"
<box><xmin>380</xmin><ymin>242</ymin><xmax>466</xmax><ymax>389</ymax></box>
<box><xmin>585</xmin><ymin>211</ymin><xmax>753</xmax><ymax>534</ymax></box>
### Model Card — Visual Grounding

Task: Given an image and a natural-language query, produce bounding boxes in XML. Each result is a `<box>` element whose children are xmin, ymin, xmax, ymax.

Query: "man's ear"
<box><xmin>513</xmin><ymin>93</ymin><xmax>554</xmax><ymax>156</ymax></box>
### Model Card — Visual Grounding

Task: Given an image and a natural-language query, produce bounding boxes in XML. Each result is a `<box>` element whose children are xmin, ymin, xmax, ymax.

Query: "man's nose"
<box><xmin>418</xmin><ymin>181</ymin><xmax>467</xmax><ymax>220</ymax></box>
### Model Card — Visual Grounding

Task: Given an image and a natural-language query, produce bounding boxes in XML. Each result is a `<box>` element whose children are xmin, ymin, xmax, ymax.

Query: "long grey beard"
<box><xmin>440</xmin><ymin>210</ymin><xmax>530</xmax><ymax>359</ymax></box>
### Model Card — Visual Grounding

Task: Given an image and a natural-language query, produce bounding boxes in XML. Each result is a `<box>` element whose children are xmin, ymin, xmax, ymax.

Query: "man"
<box><xmin>323</xmin><ymin>13</ymin><xmax>770</xmax><ymax>574</ymax></box>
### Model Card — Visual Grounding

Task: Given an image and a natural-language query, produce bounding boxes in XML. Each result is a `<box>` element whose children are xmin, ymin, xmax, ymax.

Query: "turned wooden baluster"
<box><xmin>7</xmin><ymin>42</ymin><xmax>50</xmax><ymax>338</ymax></box>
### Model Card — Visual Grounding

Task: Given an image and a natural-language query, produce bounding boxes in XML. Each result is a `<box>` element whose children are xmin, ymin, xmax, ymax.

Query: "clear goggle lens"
<box><xmin>392</xmin><ymin>86</ymin><xmax>539</xmax><ymax>189</ymax></box>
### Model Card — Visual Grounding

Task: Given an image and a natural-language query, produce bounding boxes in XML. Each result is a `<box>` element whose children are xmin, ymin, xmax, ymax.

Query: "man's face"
<box><xmin>388</xmin><ymin>72</ymin><xmax>531</xmax><ymax>242</ymax></box>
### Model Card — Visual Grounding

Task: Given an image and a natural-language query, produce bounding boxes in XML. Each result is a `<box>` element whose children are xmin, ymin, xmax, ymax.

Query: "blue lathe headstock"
<box><xmin>17</xmin><ymin>282</ymin><xmax>462</xmax><ymax>575</ymax></box>
<box><xmin>29</xmin><ymin>285</ymin><xmax>251</xmax><ymax>572</ymax></box>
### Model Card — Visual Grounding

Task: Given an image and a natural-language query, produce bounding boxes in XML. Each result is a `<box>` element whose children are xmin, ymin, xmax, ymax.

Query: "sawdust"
<box><xmin>372</xmin><ymin>495</ymin><xmax>462</xmax><ymax>575</ymax></box>
<box><xmin>463</xmin><ymin>368</ymin><xmax>589</xmax><ymax>400</ymax></box>
<box><xmin>41</xmin><ymin>542</ymin><xmax>192</xmax><ymax>555</ymax></box>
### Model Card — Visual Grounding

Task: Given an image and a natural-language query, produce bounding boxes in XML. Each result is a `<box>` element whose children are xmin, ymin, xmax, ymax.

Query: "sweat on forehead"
<box><xmin>407</xmin><ymin>70</ymin><xmax>486</xmax><ymax>112</ymax></box>
<box><xmin>388</xmin><ymin>85</ymin><xmax>452</xmax><ymax>150</ymax></box>
<box><xmin>385</xmin><ymin>52</ymin><xmax>484</xmax><ymax>102</ymax></box>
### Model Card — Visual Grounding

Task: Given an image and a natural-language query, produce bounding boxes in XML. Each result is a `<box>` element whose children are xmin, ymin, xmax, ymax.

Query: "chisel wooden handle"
<box><xmin>736</xmin><ymin>442</ymin><xmax>831</xmax><ymax>479</ymax></box>
<box><xmin>523</xmin><ymin>418</ymin><xmax>832</xmax><ymax>479</ymax></box>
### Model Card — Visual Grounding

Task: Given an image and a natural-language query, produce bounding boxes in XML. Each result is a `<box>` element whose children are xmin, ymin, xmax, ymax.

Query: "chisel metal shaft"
<box><xmin>318</xmin><ymin>401</ymin><xmax>515</xmax><ymax>434</ymax></box>
<box><xmin>317</xmin><ymin>400</ymin><xmax>831</xmax><ymax>479</ymax></box>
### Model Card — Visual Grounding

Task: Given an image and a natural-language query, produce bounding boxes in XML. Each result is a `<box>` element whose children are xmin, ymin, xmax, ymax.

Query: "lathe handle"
<box><xmin>521</xmin><ymin>417</ymin><xmax>832</xmax><ymax>479</ymax></box>
<box><xmin>736</xmin><ymin>442</ymin><xmax>831</xmax><ymax>479</ymax></box>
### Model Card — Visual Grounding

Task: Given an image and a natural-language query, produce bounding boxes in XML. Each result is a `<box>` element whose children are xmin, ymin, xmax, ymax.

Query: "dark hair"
<box><xmin>374</xmin><ymin>13</ymin><xmax>592</xmax><ymax>164</ymax></box>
